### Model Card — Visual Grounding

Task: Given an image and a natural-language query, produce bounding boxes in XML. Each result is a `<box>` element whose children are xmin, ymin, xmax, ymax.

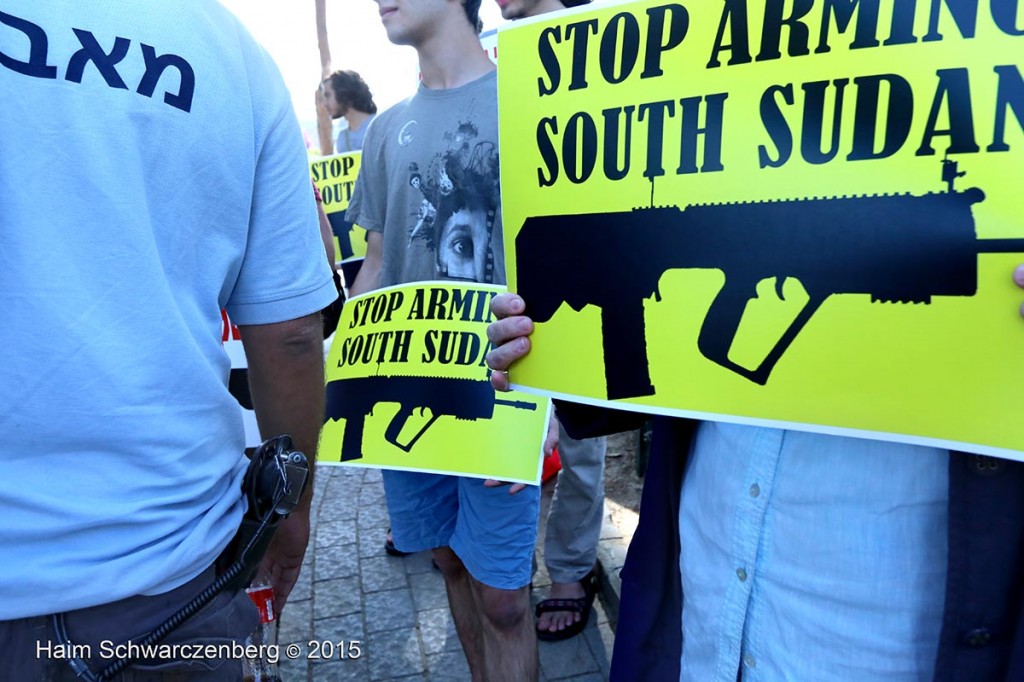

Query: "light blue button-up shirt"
<box><xmin>679</xmin><ymin>423</ymin><xmax>949</xmax><ymax>681</ymax></box>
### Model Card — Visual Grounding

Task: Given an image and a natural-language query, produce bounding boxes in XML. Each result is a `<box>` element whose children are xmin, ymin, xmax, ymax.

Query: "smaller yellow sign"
<box><xmin>310</xmin><ymin>151</ymin><xmax>368</xmax><ymax>262</ymax></box>
<box><xmin>322</xmin><ymin>282</ymin><xmax>550</xmax><ymax>483</ymax></box>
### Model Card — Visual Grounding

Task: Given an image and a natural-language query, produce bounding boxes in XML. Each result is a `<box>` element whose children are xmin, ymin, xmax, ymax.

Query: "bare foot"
<box><xmin>537</xmin><ymin>580</ymin><xmax>586</xmax><ymax>634</ymax></box>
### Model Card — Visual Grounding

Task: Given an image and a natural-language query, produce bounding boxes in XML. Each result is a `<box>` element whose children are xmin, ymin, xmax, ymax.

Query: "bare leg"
<box><xmin>470</xmin><ymin>575</ymin><xmax>537</xmax><ymax>682</ymax></box>
<box><xmin>433</xmin><ymin>546</ymin><xmax>485</xmax><ymax>682</ymax></box>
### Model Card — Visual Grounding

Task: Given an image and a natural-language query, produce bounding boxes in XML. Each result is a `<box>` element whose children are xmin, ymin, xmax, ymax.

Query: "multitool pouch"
<box><xmin>216</xmin><ymin>434</ymin><xmax>310</xmax><ymax>591</ymax></box>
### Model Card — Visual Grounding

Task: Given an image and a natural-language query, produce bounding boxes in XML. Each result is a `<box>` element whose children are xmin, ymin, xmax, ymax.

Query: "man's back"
<box><xmin>0</xmin><ymin>0</ymin><xmax>333</xmax><ymax>620</ymax></box>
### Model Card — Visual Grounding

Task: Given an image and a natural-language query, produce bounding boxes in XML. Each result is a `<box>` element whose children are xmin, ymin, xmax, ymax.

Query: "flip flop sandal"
<box><xmin>534</xmin><ymin>570</ymin><xmax>598</xmax><ymax>642</ymax></box>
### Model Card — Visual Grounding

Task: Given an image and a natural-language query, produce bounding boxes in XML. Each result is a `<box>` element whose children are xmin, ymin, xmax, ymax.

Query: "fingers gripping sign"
<box><xmin>481</xmin><ymin>414</ymin><xmax>558</xmax><ymax>494</ymax></box>
<box><xmin>483</xmin><ymin>292</ymin><xmax>544</xmax><ymax>493</ymax></box>
<box><xmin>1016</xmin><ymin>264</ymin><xmax>1024</xmax><ymax>307</ymax></box>
<box><xmin>483</xmin><ymin>478</ymin><xmax>528</xmax><ymax>495</ymax></box>
<box><xmin>486</xmin><ymin>293</ymin><xmax>535</xmax><ymax>392</ymax></box>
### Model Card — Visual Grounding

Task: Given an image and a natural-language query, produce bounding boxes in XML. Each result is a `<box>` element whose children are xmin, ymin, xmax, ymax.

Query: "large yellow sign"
<box><xmin>310</xmin><ymin>151</ymin><xmax>367</xmax><ymax>264</ymax></box>
<box><xmin>321</xmin><ymin>282</ymin><xmax>550</xmax><ymax>483</ymax></box>
<box><xmin>499</xmin><ymin>0</ymin><xmax>1024</xmax><ymax>459</ymax></box>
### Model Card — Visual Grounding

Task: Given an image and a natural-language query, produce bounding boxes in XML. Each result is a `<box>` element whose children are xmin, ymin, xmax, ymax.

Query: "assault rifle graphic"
<box><xmin>325</xmin><ymin>375</ymin><xmax>536</xmax><ymax>461</ymax></box>
<box><xmin>517</xmin><ymin>171</ymin><xmax>1024</xmax><ymax>399</ymax></box>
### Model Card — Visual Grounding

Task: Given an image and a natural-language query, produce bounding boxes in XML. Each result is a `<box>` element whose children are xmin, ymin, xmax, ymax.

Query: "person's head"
<box><xmin>464</xmin><ymin>0</ymin><xmax>483</xmax><ymax>26</ymax></box>
<box><xmin>376</xmin><ymin>0</ymin><xmax>481</xmax><ymax>46</ymax></box>
<box><xmin>321</xmin><ymin>70</ymin><xmax>377</xmax><ymax>120</ymax></box>
<box><xmin>495</xmin><ymin>0</ymin><xmax>588</xmax><ymax>20</ymax></box>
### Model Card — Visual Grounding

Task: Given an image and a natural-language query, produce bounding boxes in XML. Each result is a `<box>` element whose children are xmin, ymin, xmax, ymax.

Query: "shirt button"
<box><xmin>963</xmin><ymin>628</ymin><xmax>993</xmax><ymax>648</ymax></box>
<box><xmin>972</xmin><ymin>455</ymin><xmax>1002</xmax><ymax>477</ymax></box>
<box><xmin>744</xmin><ymin>655</ymin><xmax>756</xmax><ymax>668</ymax></box>
<box><xmin>736</xmin><ymin>568</ymin><xmax>747</xmax><ymax>582</ymax></box>
<box><xmin>749</xmin><ymin>483</ymin><xmax>760</xmax><ymax>498</ymax></box>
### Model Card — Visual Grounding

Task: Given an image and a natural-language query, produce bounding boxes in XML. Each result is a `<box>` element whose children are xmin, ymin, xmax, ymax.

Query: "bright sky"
<box><xmin>218</xmin><ymin>0</ymin><xmax>508</xmax><ymax>143</ymax></box>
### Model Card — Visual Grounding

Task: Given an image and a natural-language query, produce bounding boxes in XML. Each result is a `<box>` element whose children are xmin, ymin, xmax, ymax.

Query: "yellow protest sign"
<box><xmin>499</xmin><ymin>0</ymin><xmax>1024</xmax><ymax>459</ymax></box>
<box><xmin>321</xmin><ymin>282</ymin><xmax>550</xmax><ymax>482</ymax></box>
<box><xmin>310</xmin><ymin>151</ymin><xmax>367</xmax><ymax>263</ymax></box>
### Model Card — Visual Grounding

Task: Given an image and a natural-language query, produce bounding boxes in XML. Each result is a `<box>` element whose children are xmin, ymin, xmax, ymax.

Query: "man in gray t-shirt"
<box><xmin>321</xmin><ymin>69</ymin><xmax>378</xmax><ymax>154</ymax></box>
<box><xmin>348</xmin><ymin>73</ymin><xmax>503</xmax><ymax>288</ymax></box>
<box><xmin>345</xmin><ymin>1</ymin><xmax>539</xmax><ymax>680</ymax></box>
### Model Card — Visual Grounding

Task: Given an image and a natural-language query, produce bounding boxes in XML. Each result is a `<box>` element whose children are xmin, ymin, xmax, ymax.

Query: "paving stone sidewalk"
<box><xmin>275</xmin><ymin>465</ymin><xmax>633</xmax><ymax>681</ymax></box>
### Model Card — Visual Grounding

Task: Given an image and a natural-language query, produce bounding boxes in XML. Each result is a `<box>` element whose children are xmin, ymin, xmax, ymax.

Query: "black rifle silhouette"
<box><xmin>517</xmin><ymin>183</ymin><xmax>1024</xmax><ymax>399</ymax></box>
<box><xmin>325</xmin><ymin>375</ymin><xmax>536</xmax><ymax>461</ymax></box>
<box><xmin>327</xmin><ymin>212</ymin><xmax>355</xmax><ymax>260</ymax></box>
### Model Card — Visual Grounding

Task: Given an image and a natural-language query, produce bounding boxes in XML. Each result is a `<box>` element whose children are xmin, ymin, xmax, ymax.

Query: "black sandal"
<box><xmin>534</xmin><ymin>570</ymin><xmax>598</xmax><ymax>642</ymax></box>
<box><xmin>384</xmin><ymin>528</ymin><xmax>412</xmax><ymax>557</ymax></box>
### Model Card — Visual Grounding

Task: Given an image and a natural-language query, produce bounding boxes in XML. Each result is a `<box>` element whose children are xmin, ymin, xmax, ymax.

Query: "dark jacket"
<box><xmin>555</xmin><ymin>405</ymin><xmax>1024</xmax><ymax>682</ymax></box>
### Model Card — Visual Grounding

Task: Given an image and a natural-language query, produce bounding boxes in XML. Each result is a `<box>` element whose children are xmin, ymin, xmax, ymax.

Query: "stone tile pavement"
<box><xmin>274</xmin><ymin>465</ymin><xmax>636</xmax><ymax>681</ymax></box>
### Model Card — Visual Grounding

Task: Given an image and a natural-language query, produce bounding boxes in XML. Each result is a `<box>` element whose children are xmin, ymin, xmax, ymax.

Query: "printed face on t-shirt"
<box><xmin>436</xmin><ymin>206</ymin><xmax>490</xmax><ymax>281</ymax></box>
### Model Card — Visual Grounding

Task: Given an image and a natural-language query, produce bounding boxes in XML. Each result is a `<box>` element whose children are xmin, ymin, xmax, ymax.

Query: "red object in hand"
<box><xmin>246</xmin><ymin>583</ymin><xmax>276</xmax><ymax>625</ymax></box>
<box><xmin>542</xmin><ymin>446</ymin><xmax>562</xmax><ymax>483</ymax></box>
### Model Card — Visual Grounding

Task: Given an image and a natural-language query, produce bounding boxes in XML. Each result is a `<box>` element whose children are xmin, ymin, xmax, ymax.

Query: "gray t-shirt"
<box><xmin>346</xmin><ymin>70</ymin><xmax>504</xmax><ymax>287</ymax></box>
<box><xmin>336</xmin><ymin>112</ymin><xmax>376</xmax><ymax>153</ymax></box>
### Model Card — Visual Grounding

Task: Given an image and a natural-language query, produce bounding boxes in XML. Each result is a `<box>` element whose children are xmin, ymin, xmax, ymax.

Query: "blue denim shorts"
<box><xmin>382</xmin><ymin>470</ymin><xmax>540</xmax><ymax>590</ymax></box>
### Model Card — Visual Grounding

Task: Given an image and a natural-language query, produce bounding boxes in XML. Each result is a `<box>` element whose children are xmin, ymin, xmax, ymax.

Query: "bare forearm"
<box><xmin>348</xmin><ymin>259</ymin><xmax>380</xmax><ymax>297</ymax></box>
<box><xmin>348</xmin><ymin>230</ymin><xmax>383</xmax><ymax>297</ymax></box>
<box><xmin>240</xmin><ymin>312</ymin><xmax>325</xmax><ymax>508</ymax></box>
<box><xmin>317</xmin><ymin>203</ymin><xmax>336</xmax><ymax>267</ymax></box>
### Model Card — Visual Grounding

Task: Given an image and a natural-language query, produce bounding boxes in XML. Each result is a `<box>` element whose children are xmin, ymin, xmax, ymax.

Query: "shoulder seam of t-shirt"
<box><xmin>350</xmin><ymin>216</ymin><xmax>383</xmax><ymax>233</ymax></box>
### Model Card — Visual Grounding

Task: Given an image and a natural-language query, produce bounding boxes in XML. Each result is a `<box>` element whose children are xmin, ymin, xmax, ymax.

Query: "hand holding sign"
<box><xmin>486</xmin><ymin>293</ymin><xmax>533</xmax><ymax>392</ymax></box>
<box><xmin>1017</xmin><ymin>265</ymin><xmax>1024</xmax><ymax>318</ymax></box>
<box><xmin>323</xmin><ymin>283</ymin><xmax>550</xmax><ymax>483</ymax></box>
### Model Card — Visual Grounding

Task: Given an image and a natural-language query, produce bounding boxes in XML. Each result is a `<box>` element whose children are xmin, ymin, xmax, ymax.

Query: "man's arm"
<box><xmin>316</xmin><ymin>199</ymin><xmax>336</xmax><ymax>268</ymax></box>
<box><xmin>239</xmin><ymin>311</ymin><xmax>325</xmax><ymax>616</ymax></box>
<box><xmin>348</xmin><ymin>230</ymin><xmax>384</xmax><ymax>297</ymax></box>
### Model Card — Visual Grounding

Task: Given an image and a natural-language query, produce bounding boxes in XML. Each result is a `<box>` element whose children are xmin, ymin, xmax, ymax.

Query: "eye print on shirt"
<box><xmin>437</xmin><ymin>207</ymin><xmax>489</xmax><ymax>281</ymax></box>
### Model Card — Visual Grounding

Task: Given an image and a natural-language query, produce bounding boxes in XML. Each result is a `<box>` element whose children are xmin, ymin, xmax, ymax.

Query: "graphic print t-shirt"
<box><xmin>346</xmin><ymin>70</ymin><xmax>504</xmax><ymax>287</ymax></box>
